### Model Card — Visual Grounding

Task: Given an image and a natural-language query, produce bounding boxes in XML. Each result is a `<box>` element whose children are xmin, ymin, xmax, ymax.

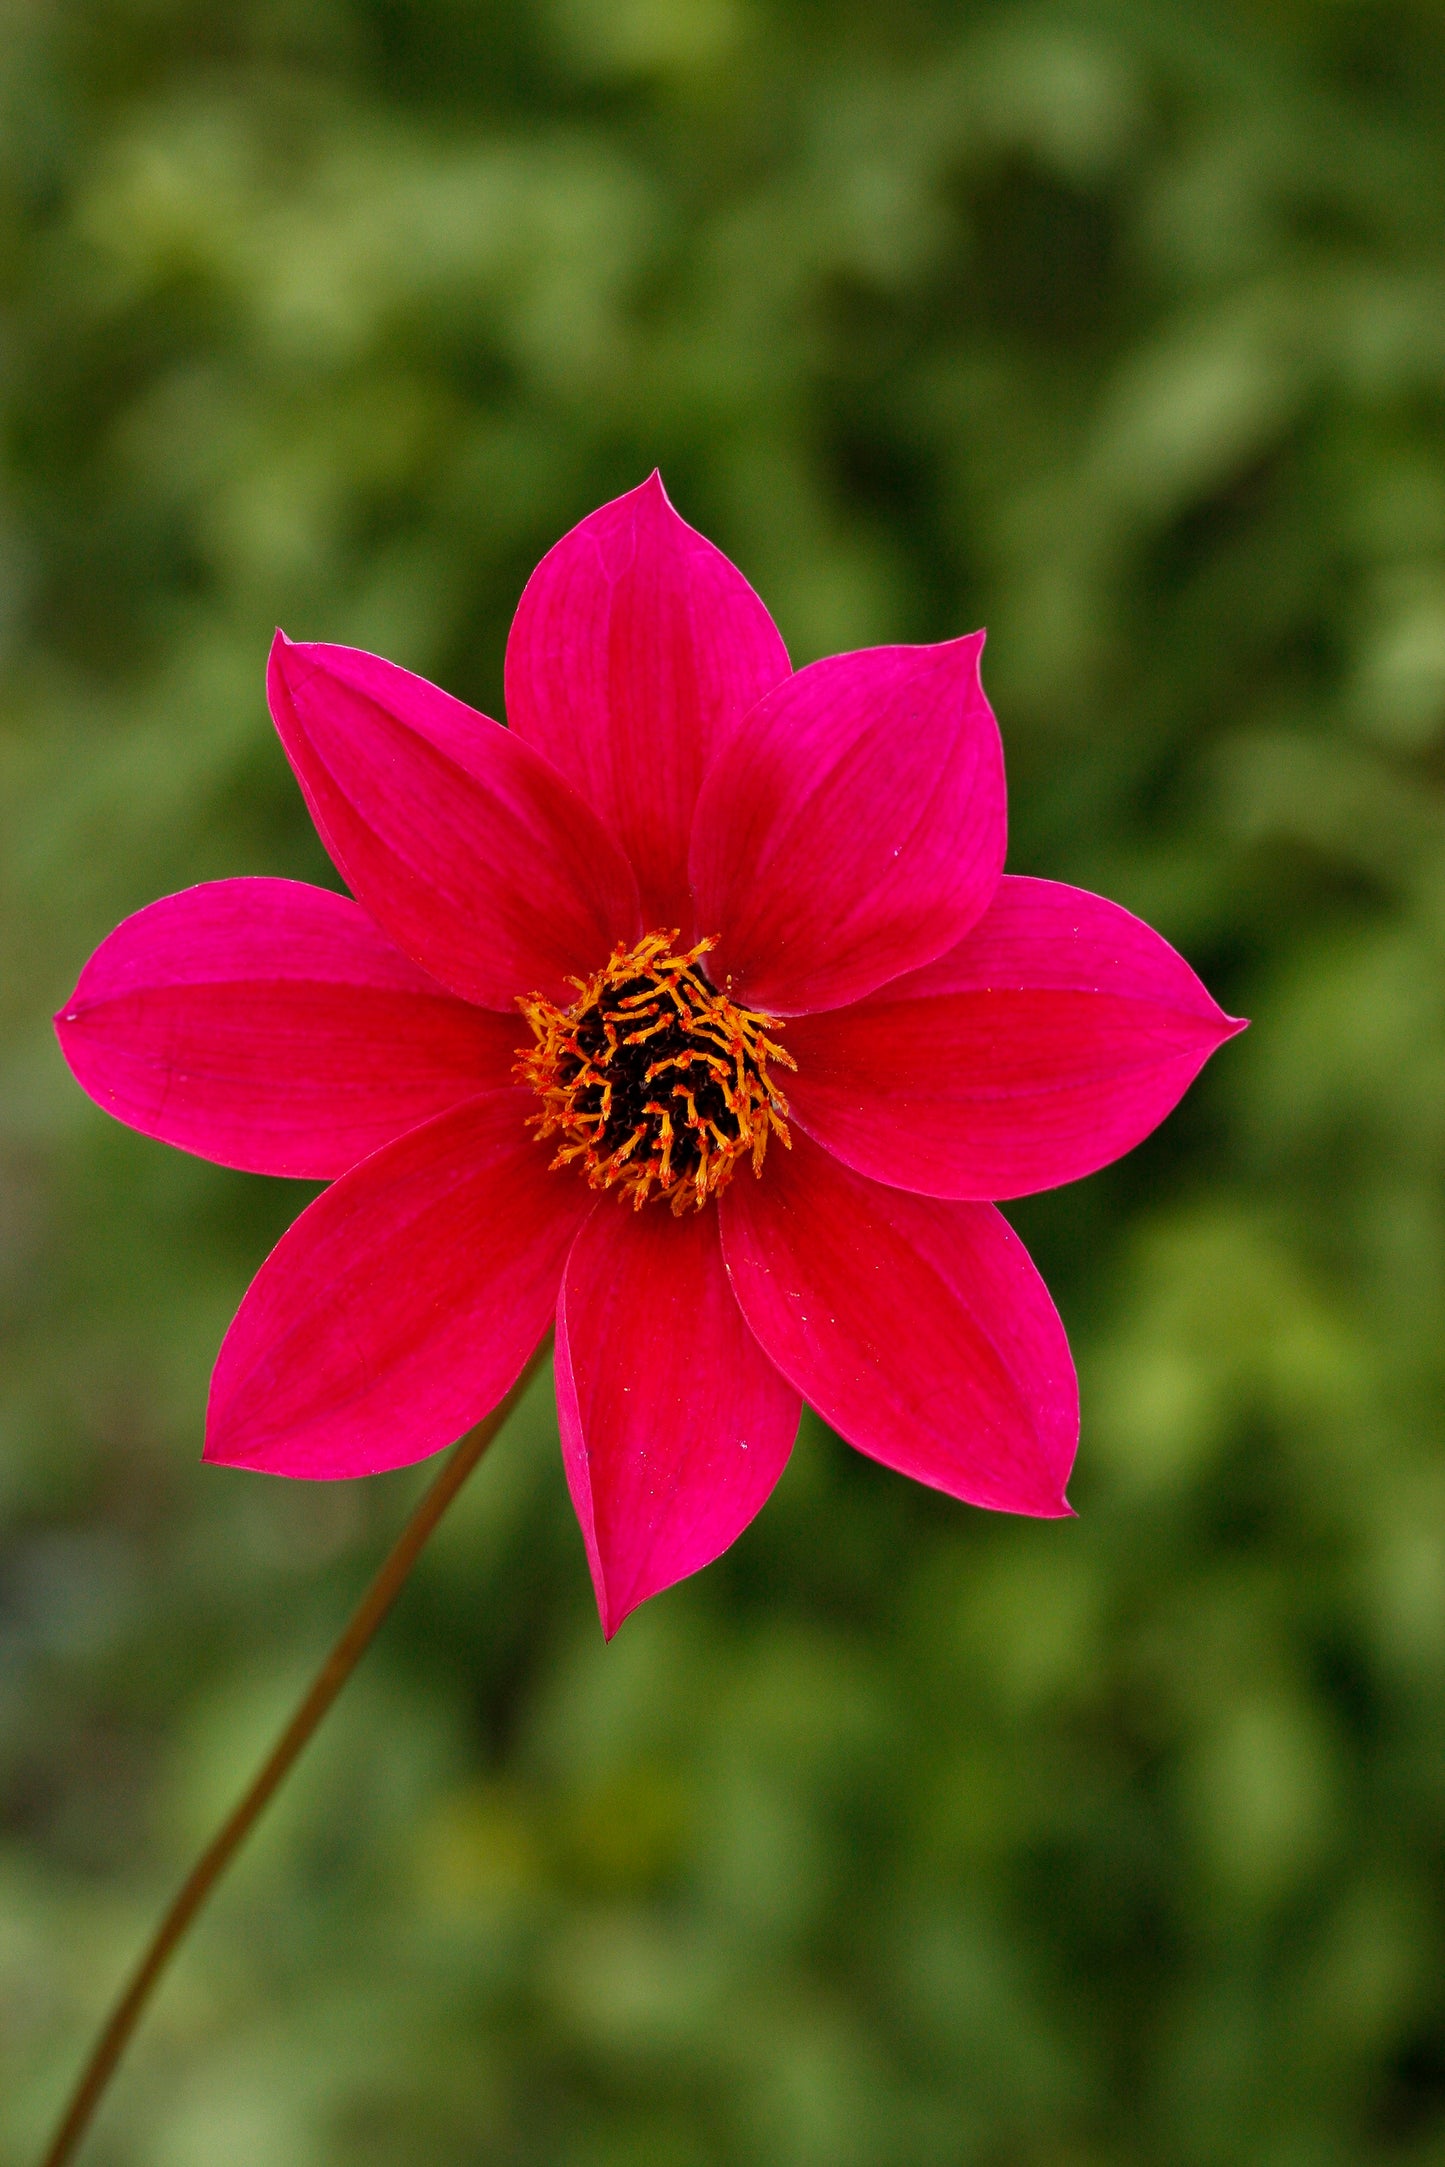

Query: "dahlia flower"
<box><xmin>56</xmin><ymin>477</ymin><xmax>1241</xmax><ymax>1634</ymax></box>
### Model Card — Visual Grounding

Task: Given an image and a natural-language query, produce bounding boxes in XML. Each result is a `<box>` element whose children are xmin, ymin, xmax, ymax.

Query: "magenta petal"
<box><xmin>504</xmin><ymin>474</ymin><xmax>791</xmax><ymax>931</ymax></box>
<box><xmin>721</xmin><ymin>1131</ymin><xmax>1076</xmax><ymax>1516</ymax></box>
<box><xmin>690</xmin><ymin>635</ymin><xmax>1006</xmax><ymax>1015</ymax></box>
<box><xmin>787</xmin><ymin>877</ymin><xmax>1246</xmax><ymax>1200</ymax></box>
<box><xmin>55</xmin><ymin>879</ymin><xmax>520</xmax><ymax>1179</ymax></box>
<box><xmin>555</xmin><ymin>1202</ymin><xmax>800</xmax><ymax>1637</ymax></box>
<box><xmin>205</xmin><ymin>1092</ymin><xmax>589</xmax><ymax>1478</ymax></box>
<box><xmin>268</xmin><ymin>635</ymin><xmax>641</xmax><ymax>1008</ymax></box>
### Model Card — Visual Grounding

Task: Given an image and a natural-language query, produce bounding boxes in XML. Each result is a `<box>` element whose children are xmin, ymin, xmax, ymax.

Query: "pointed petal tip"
<box><xmin>632</xmin><ymin>467</ymin><xmax>686</xmax><ymax>527</ymax></box>
<box><xmin>268</xmin><ymin>626</ymin><xmax>321</xmax><ymax>683</ymax></box>
<box><xmin>52</xmin><ymin>1000</ymin><xmax>87</xmax><ymax>1068</ymax></box>
<box><xmin>906</xmin><ymin>628</ymin><xmax>986</xmax><ymax>671</ymax></box>
<box><xmin>200</xmin><ymin>1425</ymin><xmax>240</xmax><ymax>1471</ymax></box>
<box><xmin>1003</xmin><ymin>1477</ymin><xmax>1078</xmax><ymax>1520</ymax></box>
<box><xmin>202</xmin><ymin>1395</ymin><xmax>273</xmax><ymax>1472</ymax></box>
<box><xmin>606</xmin><ymin>468</ymin><xmax>673</xmax><ymax>522</ymax></box>
<box><xmin>596</xmin><ymin>1575</ymin><xmax>653</xmax><ymax>1639</ymax></box>
<box><xmin>267</xmin><ymin>626</ymin><xmax>296</xmax><ymax>689</ymax></box>
<box><xmin>201</xmin><ymin>1429</ymin><xmax>377</xmax><ymax>1480</ymax></box>
<box><xmin>583</xmin><ymin>1538</ymin><xmax>630</xmax><ymax>1639</ymax></box>
<box><xmin>270</xmin><ymin>628</ymin><xmax>350</xmax><ymax>693</ymax></box>
<box><xmin>1202</xmin><ymin>1007</ymin><xmax>1249</xmax><ymax>1051</ymax></box>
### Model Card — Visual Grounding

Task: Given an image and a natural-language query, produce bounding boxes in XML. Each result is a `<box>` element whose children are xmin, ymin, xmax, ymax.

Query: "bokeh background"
<box><xmin>4</xmin><ymin>0</ymin><xmax>1445</xmax><ymax>2160</ymax></box>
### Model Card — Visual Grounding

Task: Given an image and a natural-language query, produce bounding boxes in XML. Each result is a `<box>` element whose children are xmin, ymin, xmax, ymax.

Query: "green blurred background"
<box><xmin>4</xmin><ymin>0</ymin><xmax>1445</xmax><ymax>2159</ymax></box>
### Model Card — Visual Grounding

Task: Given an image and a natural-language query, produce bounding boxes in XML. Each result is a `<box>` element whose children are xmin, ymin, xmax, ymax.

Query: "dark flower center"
<box><xmin>516</xmin><ymin>931</ymin><xmax>794</xmax><ymax>1213</ymax></box>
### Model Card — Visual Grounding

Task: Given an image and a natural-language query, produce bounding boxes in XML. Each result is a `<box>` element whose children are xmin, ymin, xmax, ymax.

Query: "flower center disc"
<box><xmin>516</xmin><ymin>931</ymin><xmax>795</xmax><ymax>1214</ymax></box>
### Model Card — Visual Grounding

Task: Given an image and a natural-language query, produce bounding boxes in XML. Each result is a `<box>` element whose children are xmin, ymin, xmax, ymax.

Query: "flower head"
<box><xmin>56</xmin><ymin>476</ymin><xmax>1243</xmax><ymax>1634</ymax></box>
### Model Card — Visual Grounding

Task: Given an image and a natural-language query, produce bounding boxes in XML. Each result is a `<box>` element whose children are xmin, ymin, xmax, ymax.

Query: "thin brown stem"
<box><xmin>39</xmin><ymin>1346</ymin><xmax>548</xmax><ymax>2167</ymax></box>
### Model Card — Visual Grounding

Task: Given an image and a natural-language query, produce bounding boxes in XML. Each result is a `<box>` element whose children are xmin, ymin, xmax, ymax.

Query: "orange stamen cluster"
<box><xmin>516</xmin><ymin>931</ymin><xmax>795</xmax><ymax>1214</ymax></box>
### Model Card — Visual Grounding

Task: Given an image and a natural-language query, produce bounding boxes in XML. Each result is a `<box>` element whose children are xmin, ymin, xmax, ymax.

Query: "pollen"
<box><xmin>516</xmin><ymin>930</ymin><xmax>795</xmax><ymax>1214</ymax></box>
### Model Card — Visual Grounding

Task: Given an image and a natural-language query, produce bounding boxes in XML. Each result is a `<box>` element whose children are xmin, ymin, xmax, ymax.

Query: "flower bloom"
<box><xmin>56</xmin><ymin>478</ymin><xmax>1242</xmax><ymax>1634</ymax></box>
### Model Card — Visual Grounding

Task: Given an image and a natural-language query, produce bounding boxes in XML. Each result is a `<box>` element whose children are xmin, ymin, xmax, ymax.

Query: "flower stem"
<box><xmin>38</xmin><ymin>1345</ymin><xmax>549</xmax><ymax>2167</ymax></box>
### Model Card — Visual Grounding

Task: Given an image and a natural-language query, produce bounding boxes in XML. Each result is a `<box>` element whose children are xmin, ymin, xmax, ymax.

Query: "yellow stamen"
<box><xmin>515</xmin><ymin>930</ymin><xmax>794</xmax><ymax>1214</ymax></box>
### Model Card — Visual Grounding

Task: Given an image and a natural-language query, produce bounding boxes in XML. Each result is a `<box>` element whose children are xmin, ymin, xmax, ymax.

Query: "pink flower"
<box><xmin>56</xmin><ymin>477</ymin><xmax>1243</xmax><ymax>1635</ymax></box>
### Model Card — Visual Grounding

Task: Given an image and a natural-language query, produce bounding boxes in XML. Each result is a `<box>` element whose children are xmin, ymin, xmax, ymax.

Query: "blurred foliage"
<box><xmin>4</xmin><ymin>0</ymin><xmax>1445</xmax><ymax>2159</ymax></box>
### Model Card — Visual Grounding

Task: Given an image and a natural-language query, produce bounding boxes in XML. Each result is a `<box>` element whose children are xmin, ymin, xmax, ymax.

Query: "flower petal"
<box><xmin>690</xmin><ymin>635</ymin><xmax>1006</xmax><ymax>1015</ymax></box>
<box><xmin>721</xmin><ymin>1131</ymin><xmax>1076</xmax><ymax>1516</ymax></box>
<box><xmin>786</xmin><ymin>877</ymin><xmax>1246</xmax><ymax>1199</ymax></box>
<box><xmin>268</xmin><ymin>634</ymin><xmax>641</xmax><ymax>1008</ymax></box>
<box><xmin>55</xmin><ymin>879</ymin><xmax>520</xmax><ymax>1179</ymax></box>
<box><xmin>555</xmin><ymin>1203</ymin><xmax>800</xmax><ymax>1636</ymax></box>
<box><xmin>205</xmin><ymin>1092</ymin><xmax>589</xmax><ymax>1478</ymax></box>
<box><xmin>504</xmin><ymin>474</ymin><xmax>791</xmax><ymax>931</ymax></box>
